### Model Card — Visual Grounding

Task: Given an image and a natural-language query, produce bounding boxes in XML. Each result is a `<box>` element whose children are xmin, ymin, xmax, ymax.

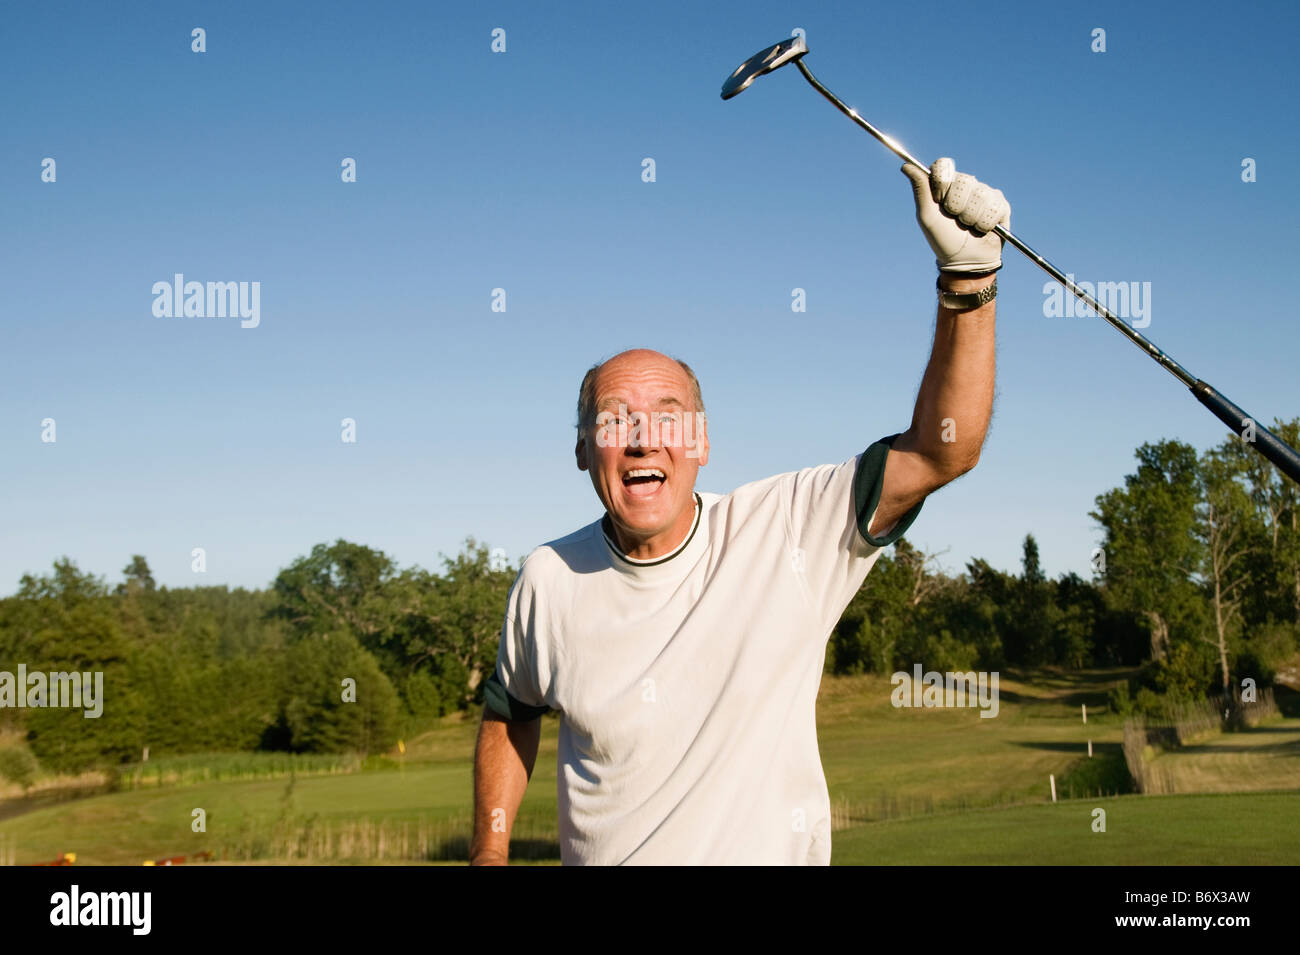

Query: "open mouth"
<box><xmin>622</xmin><ymin>468</ymin><xmax>666</xmax><ymax>497</ymax></box>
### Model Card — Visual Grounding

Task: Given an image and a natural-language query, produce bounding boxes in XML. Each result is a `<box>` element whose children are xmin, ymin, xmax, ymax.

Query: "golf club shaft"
<box><xmin>794</xmin><ymin>60</ymin><xmax>1300</xmax><ymax>485</ymax></box>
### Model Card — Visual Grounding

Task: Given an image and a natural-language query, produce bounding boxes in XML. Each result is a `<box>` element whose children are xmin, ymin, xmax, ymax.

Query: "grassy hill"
<box><xmin>2</xmin><ymin>668</ymin><xmax>1297</xmax><ymax>865</ymax></box>
<box><xmin>832</xmin><ymin>792</ymin><xmax>1299</xmax><ymax>864</ymax></box>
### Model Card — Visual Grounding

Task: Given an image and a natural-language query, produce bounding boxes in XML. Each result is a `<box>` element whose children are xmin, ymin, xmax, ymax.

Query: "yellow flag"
<box><xmin>398</xmin><ymin>740</ymin><xmax>406</xmax><ymax>754</ymax></box>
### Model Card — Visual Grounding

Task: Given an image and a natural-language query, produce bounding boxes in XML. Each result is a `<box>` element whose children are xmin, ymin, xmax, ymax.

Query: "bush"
<box><xmin>1058</xmin><ymin>748</ymin><xmax>1134</xmax><ymax>798</ymax></box>
<box><xmin>1108</xmin><ymin>681</ymin><xmax>1134</xmax><ymax>717</ymax></box>
<box><xmin>1154</xmin><ymin>641</ymin><xmax>1216</xmax><ymax>701</ymax></box>
<box><xmin>278</xmin><ymin>631</ymin><xmax>400</xmax><ymax>754</ymax></box>
<box><xmin>827</xmin><ymin>618</ymin><xmax>873</xmax><ymax>675</ymax></box>
<box><xmin>400</xmin><ymin>670</ymin><xmax>445</xmax><ymax>736</ymax></box>
<box><xmin>912</xmin><ymin>629</ymin><xmax>980</xmax><ymax>674</ymax></box>
<box><xmin>1134</xmin><ymin>686</ymin><xmax>1165</xmax><ymax>718</ymax></box>
<box><xmin>1238</xmin><ymin>622</ymin><xmax>1297</xmax><ymax>684</ymax></box>
<box><xmin>0</xmin><ymin>742</ymin><xmax>40</xmax><ymax>791</ymax></box>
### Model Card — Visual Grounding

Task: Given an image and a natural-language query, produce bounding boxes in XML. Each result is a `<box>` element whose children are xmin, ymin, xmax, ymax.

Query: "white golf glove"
<box><xmin>903</xmin><ymin>158</ymin><xmax>1009</xmax><ymax>273</ymax></box>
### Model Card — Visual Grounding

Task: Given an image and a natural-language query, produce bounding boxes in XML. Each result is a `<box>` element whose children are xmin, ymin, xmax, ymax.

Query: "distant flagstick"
<box><xmin>723</xmin><ymin>37</ymin><xmax>1300</xmax><ymax>485</ymax></box>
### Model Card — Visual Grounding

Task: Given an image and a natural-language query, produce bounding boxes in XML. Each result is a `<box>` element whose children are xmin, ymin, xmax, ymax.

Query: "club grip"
<box><xmin>1191</xmin><ymin>380</ymin><xmax>1300</xmax><ymax>485</ymax></box>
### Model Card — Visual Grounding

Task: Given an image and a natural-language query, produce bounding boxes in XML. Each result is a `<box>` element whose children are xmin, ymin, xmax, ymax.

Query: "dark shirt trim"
<box><xmin>601</xmin><ymin>493</ymin><xmax>703</xmax><ymax>567</ymax></box>
<box><xmin>852</xmin><ymin>434</ymin><xmax>924</xmax><ymax>547</ymax></box>
<box><xmin>483</xmin><ymin>667</ymin><xmax>549</xmax><ymax>721</ymax></box>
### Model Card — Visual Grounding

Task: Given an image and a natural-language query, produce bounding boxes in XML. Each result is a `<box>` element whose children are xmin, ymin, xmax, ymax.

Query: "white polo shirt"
<box><xmin>485</xmin><ymin>436</ymin><xmax>921</xmax><ymax>865</ymax></box>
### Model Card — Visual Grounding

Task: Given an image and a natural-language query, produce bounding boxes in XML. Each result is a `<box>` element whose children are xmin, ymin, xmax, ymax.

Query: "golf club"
<box><xmin>722</xmin><ymin>37</ymin><xmax>1300</xmax><ymax>486</ymax></box>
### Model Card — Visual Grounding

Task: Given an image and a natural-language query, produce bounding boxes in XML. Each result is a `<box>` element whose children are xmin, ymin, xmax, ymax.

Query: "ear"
<box><xmin>575</xmin><ymin>435</ymin><xmax>589</xmax><ymax>471</ymax></box>
<box><xmin>694</xmin><ymin>415</ymin><xmax>710</xmax><ymax>467</ymax></box>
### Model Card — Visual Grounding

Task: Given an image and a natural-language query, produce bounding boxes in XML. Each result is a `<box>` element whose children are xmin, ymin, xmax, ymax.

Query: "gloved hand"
<box><xmin>902</xmin><ymin>158</ymin><xmax>1009</xmax><ymax>273</ymax></box>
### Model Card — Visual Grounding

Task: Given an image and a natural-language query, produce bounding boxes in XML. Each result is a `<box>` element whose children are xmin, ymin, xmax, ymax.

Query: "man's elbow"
<box><xmin>956</xmin><ymin>446</ymin><xmax>982</xmax><ymax>476</ymax></box>
<box><xmin>928</xmin><ymin>446</ymin><xmax>980</xmax><ymax>489</ymax></box>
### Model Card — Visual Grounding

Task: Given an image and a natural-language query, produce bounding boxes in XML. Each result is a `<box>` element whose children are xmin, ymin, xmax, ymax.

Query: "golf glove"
<box><xmin>903</xmin><ymin>158</ymin><xmax>1009</xmax><ymax>273</ymax></box>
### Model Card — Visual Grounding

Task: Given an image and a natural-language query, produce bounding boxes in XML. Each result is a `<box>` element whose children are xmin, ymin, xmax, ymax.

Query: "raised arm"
<box><xmin>870</xmin><ymin>159</ymin><xmax>1008</xmax><ymax>537</ymax></box>
<box><xmin>470</xmin><ymin>709</ymin><xmax>541</xmax><ymax>865</ymax></box>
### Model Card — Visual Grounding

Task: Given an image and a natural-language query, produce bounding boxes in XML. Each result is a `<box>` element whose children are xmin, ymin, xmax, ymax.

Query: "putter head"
<box><xmin>720</xmin><ymin>36</ymin><xmax>808</xmax><ymax>100</ymax></box>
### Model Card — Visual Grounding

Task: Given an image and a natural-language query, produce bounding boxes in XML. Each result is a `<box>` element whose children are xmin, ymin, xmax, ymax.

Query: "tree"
<box><xmin>1091</xmin><ymin>441</ymin><xmax>1206</xmax><ymax>662</ymax></box>
<box><xmin>115</xmin><ymin>555</ymin><xmax>156</xmax><ymax>596</ymax></box>
<box><xmin>391</xmin><ymin>539</ymin><xmax>517</xmax><ymax>707</ymax></box>
<box><xmin>16</xmin><ymin>557</ymin><xmax>107</xmax><ymax>605</ymax></box>
<box><xmin>829</xmin><ymin>541</ymin><xmax>949</xmax><ymax>674</ymax></box>
<box><xmin>12</xmin><ymin>581</ymin><xmax>149</xmax><ymax>770</ymax></box>
<box><xmin>1052</xmin><ymin>573</ymin><xmax>1100</xmax><ymax>669</ymax></box>
<box><xmin>1216</xmin><ymin>418</ymin><xmax>1300</xmax><ymax>629</ymax></box>
<box><xmin>270</xmin><ymin>540</ymin><xmax>400</xmax><ymax>643</ymax></box>
<box><xmin>1011</xmin><ymin>534</ymin><xmax>1057</xmax><ymax>664</ymax></box>
<box><xmin>1197</xmin><ymin>446</ymin><xmax>1257</xmax><ymax>694</ymax></box>
<box><xmin>277</xmin><ymin>631</ymin><xmax>399</xmax><ymax>754</ymax></box>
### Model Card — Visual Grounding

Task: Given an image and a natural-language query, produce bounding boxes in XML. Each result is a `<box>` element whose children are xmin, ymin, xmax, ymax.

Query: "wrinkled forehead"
<box><xmin>593</xmin><ymin>356</ymin><xmax>693</xmax><ymax>410</ymax></box>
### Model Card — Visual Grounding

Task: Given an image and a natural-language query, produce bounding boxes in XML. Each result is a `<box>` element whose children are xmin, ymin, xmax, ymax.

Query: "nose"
<box><xmin>626</xmin><ymin>411</ymin><xmax>663</xmax><ymax>452</ymax></box>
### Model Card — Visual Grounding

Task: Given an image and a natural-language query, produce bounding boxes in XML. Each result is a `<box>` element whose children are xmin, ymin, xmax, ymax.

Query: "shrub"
<box><xmin>0</xmin><ymin>742</ymin><xmax>40</xmax><ymax>792</ymax></box>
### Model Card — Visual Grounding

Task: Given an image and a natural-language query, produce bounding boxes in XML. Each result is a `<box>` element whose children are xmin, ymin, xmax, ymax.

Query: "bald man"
<box><xmin>471</xmin><ymin>159</ymin><xmax>1009</xmax><ymax>865</ymax></box>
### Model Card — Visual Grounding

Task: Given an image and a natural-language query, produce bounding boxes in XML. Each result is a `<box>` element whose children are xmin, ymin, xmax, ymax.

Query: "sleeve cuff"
<box><xmin>852</xmin><ymin>434</ymin><xmax>924</xmax><ymax>548</ymax></box>
<box><xmin>483</xmin><ymin>668</ymin><xmax>550</xmax><ymax>721</ymax></box>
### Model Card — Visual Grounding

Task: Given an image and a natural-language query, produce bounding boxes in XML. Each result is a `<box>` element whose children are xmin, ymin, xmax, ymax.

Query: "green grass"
<box><xmin>818</xmin><ymin>669</ymin><xmax>1131</xmax><ymax>824</ymax></box>
<box><xmin>1143</xmin><ymin>717</ymin><xmax>1300</xmax><ymax>793</ymax></box>
<box><xmin>0</xmin><ymin>753</ymin><xmax>557</xmax><ymax>865</ymax></box>
<box><xmin>829</xmin><ymin>792</ymin><xmax>1300</xmax><ymax>864</ymax></box>
<box><xmin>1</xmin><ymin>667</ymin><xmax>1296</xmax><ymax>865</ymax></box>
<box><xmin>114</xmin><ymin>751</ymin><xmax>382</xmax><ymax>790</ymax></box>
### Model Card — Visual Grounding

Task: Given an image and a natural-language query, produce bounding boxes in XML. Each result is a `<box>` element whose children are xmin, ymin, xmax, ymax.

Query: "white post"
<box><xmin>1049</xmin><ymin>774</ymin><xmax>1057</xmax><ymax>803</ymax></box>
<box><xmin>1088</xmin><ymin>739</ymin><xmax>1093</xmax><ymax>758</ymax></box>
<box><xmin>1082</xmin><ymin>704</ymin><xmax>1087</xmax><ymax>725</ymax></box>
<box><xmin>143</xmin><ymin>745</ymin><xmax>149</xmax><ymax>763</ymax></box>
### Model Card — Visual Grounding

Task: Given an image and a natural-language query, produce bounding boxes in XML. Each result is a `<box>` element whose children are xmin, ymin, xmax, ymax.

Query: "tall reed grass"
<box><xmin>114</xmin><ymin>752</ymin><xmax>380</xmax><ymax>791</ymax></box>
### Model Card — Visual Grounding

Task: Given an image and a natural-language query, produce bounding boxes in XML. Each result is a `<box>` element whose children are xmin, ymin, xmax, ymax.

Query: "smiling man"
<box><xmin>471</xmin><ymin>158</ymin><xmax>1009</xmax><ymax>865</ymax></box>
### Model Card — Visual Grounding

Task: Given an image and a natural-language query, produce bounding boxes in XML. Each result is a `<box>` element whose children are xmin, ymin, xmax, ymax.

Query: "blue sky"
<box><xmin>3</xmin><ymin>0</ymin><xmax>1297</xmax><ymax>593</ymax></box>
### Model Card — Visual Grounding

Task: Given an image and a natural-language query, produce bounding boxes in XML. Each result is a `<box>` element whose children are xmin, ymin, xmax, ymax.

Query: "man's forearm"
<box><xmin>895</xmin><ymin>271</ymin><xmax>996</xmax><ymax>482</ymax></box>
<box><xmin>470</xmin><ymin>709</ymin><xmax>541</xmax><ymax>865</ymax></box>
<box><xmin>872</xmin><ymin>159</ymin><xmax>1006</xmax><ymax>535</ymax></box>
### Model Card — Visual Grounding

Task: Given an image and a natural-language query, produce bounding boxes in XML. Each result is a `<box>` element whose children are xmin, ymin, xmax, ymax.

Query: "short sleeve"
<box><xmin>784</xmin><ymin>434</ymin><xmax>924</xmax><ymax>629</ymax></box>
<box><xmin>851</xmin><ymin>434</ymin><xmax>924</xmax><ymax>548</ymax></box>
<box><xmin>483</xmin><ymin>564</ymin><xmax>551</xmax><ymax>721</ymax></box>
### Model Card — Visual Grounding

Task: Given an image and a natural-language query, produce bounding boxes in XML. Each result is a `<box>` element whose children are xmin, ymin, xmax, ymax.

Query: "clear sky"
<box><xmin>3</xmin><ymin>0</ymin><xmax>1297</xmax><ymax>593</ymax></box>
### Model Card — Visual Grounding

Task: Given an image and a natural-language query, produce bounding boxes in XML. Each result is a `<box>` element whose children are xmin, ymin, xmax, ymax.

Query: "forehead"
<box><xmin>593</xmin><ymin>354</ymin><xmax>691</xmax><ymax>404</ymax></box>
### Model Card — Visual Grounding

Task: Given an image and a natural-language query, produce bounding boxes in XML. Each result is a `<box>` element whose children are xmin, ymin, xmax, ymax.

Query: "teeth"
<box><xmin>625</xmin><ymin>469</ymin><xmax>665</xmax><ymax>480</ymax></box>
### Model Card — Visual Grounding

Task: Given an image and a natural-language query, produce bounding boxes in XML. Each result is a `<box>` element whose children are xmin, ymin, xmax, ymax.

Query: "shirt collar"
<box><xmin>602</xmin><ymin>494</ymin><xmax>703</xmax><ymax>573</ymax></box>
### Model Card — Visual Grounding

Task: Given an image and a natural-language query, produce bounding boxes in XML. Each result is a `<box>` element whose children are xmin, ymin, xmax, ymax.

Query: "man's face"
<box><xmin>575</xmin><ymin>350</ymin><xmax>709</xmax><ymax>559</ymax></box>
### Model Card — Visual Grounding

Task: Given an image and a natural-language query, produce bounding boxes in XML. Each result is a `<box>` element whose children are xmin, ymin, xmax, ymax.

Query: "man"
<box><xmin>471</xmin><ymin>158</ymin><xmax>1009</xmax><ymax>865</ymax></box>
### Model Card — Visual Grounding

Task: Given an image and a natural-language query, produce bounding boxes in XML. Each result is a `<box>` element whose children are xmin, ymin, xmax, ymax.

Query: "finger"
<box><xmin>929</xmin><ymin>157</ymin><xmax>955</xmax><ymax>204</ymax></box>
<box><xmin>903</xmin><ymin>162</ymin><xmax>947</xmax><ymax>234</ymax></box>
<box><xmin>901</xmin><ymin>162</ymin><xmax>930</xmax><ymax>209</ymax></box>
<box><xmin>970</xmin><ymin>187</ymin><xmax>1008</xmax><ymax>234</ymax></box>
<box><xmin>956</xmin><ymin>182</ymin><xmax>992</xmax><ymax>230</ymax></box>
<box><xmin>943</xmin><ymin>172</ymin><xmax>977</xmax><ymax>219</ymax></box>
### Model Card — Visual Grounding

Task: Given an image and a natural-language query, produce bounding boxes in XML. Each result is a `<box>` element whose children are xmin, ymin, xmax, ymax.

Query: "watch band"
<box><xmin>937</xmin><ymin>275</ymin><xmax>998</xmax><ymax>311</ymax></box>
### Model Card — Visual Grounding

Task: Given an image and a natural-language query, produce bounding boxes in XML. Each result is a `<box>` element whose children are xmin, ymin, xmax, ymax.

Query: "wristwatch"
<box><xmin>937</xmin><ymin>274</ymin><xmax>998</xmax><ymax>311</ymax></box>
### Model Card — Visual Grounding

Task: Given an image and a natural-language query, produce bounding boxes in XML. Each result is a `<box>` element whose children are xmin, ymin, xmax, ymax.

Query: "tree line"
<box><xmin>0</xmin><ymin>421</ymin><xmax>1295</xmax><ymax>775</ymax></box>
<box><xmin>0</xmin><ymin>540</ymin><xmax>511</xmax><ymax>773</ymax></box>
<box><xmin>829</xmin><ymin>420</ymin><xmax>1299</xmax><ymax>717</ymax></box>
